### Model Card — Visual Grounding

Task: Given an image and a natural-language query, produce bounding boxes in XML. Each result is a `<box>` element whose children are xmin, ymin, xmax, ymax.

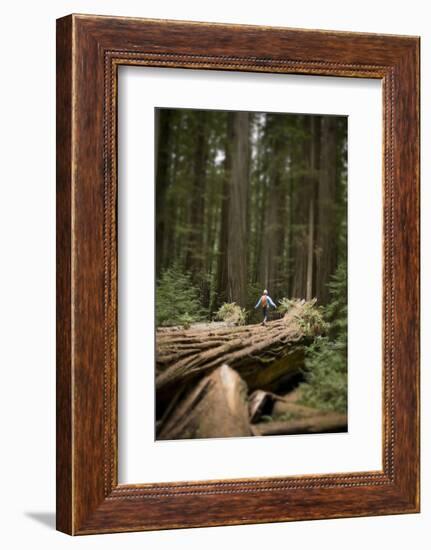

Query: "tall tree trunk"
<box><xmin>306</xmin><ymin>195</ymin><xmax>315</xmax><ymax>300</ymax></box>
<box><xmin>249</xmin><ymin>114</ymin><xmax>264</xmax><ymax>284</ymax></box>
<box><xmin>306</xmin><ymin>116</ymin><xmax>320</xmax><ymax>300</ymax></box>
<box><xmin>227</xmin><ymin>111</ymin><xmax>249</xmax><ymax>308</ymax></box>
<box><xmin>155</xmin><ymin>109</ymin><xmax>173</xmax><ymax>276</ymax></box>
<box><xmin>185</xmin><ymin>112</ymin><xmax>208</xmax><ymax>278</ymax></box>
<box><xmin>212</xmin><ymin>114</ymin><xmax>231</xmax><ymax>311</ymax></box>
<box><xmin>161</xmin><ymin>118</ymin><xmax>180</xmax><ymax>270</ymax></box>
<box><xmin>281</xmin><ymin>174</ymin><xmax>292</xmax><ymax>295</ymax></box>
<box><xmin>290</xmin><ymin>116</ymin><xmax>311</xmax><ymax>299</ymax></box>
<box><xmin>258</xmin><ymin>115</ymin><xmax>288</xmax><ymax>297</ymax></box>
<box><xmin>290</xmin><ymin>116</ymin><xmax>320</xmax><ymax>299</ymax></box>
<box><xmin>316</xmin><ymin>116</ymin><xmax>337</xmax><ymax>304</ymax></box>
<box><xmin>254</xmin><ymin>177</ymin><xmax>267</xmax><ymax>283</ymax></box>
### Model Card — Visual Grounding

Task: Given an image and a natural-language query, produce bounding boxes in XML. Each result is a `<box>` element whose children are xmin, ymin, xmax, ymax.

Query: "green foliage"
<box><xmin>274</xmin><ymin>411</ymin><xmax>299</xmax><ymax>422</ymax></box>
<box><xmin>156</xmin><ymin>265</ymin><xmax>205</xmax><ymax>327</ymax></box>
<box><xmin>259</xmin><ymin>411</ymin><xmax>300</xmax><ymax>423</ymax></box>
<box><xmin>215</xmin><ymin>302</ymin><xmax>247</xmax><ymax>326</ymax></box>
<box><xmin>296</xmin><ymin>301</ymin><xmax>329</xmax><ymax>337</ymax></box>
<box><xmin>299</xmin><ymin>262</ymin><xmax>348</xmax><ymax>413</ymax></box>
<box><xmin>277</xmin><ymin>298</ymin><xmax>329</xmax><ymax>336</ymax></box>
<box><xmin>299</xmin><ymin>336</ymin><xmax>347</xmax><ymax>412</ymax></box>
<box><xmin>175</xmin><ymin>312</ymin><xmax>195</xmax><ymax>330</ymax></box>
<box><xmin>277</xmin><ymin>297</ymin><xmax>296</xmax><ymax>315</ymax></box>
<box><xmin>155</xmin><ymin>108</ymin><xmax>348</xmax><ymax>338</ymax></box>
<box><xmin>325</xmin><ymin>262</ymin><xmax>347</xmax><ymax>340</ymax></box>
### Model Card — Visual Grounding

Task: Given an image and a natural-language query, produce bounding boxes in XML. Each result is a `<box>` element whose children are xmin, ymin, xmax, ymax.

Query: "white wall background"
<box><xmin>0</xmin><ymin>1</ymin><xmax>427</xmax><ymax>548</ymax></box>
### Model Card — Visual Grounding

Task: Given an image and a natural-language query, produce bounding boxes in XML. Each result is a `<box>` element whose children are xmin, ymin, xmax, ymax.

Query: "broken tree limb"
<box><xmin>271</xmin><ymin>398</ymin><xmax>323</xmax><ymax>418</ymax></box>
<box><xmin>157</xmin><ymin>365</ymin><xmax>251</xmax><ymax>440</ymax></box>
<box><xmin>251</xmin><ymin>412</ymin><xmax>347</xmax><ymax>436</ymax></box>
<box><xmin>248</xmin><ymin>389</ymin><xmax>339</xmax><ymax>423</ymax></box>
<box><xmin>248</xmin><ymin>390</ymin><xmax>277</xmax><ymax>423</ymax></box>
<box><xmin>156</xmin><ymin>300</ymin><xmax>320</xmax><ymax>400</ymax></box>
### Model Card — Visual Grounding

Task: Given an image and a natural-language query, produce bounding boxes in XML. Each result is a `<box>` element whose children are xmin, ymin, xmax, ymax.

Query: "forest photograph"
<box><xmin>154</xmin><ymin>107</ymin><xmax>348</xmax><ymax>441</ymax></box>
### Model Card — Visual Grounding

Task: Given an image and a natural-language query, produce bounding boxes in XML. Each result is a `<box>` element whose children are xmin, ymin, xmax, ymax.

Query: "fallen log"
<box><xmin>157</xmin><ymin>365</ymin><xmax>251</xmax><ymax>440</ymax></box>
<box><xmin>251</xmin><ymin>412</ymin><xmax>347</xmax><ymax>436</ymax></box>
<box><xmin>248</xmin><ymin>390</ymin><xmax>276</xmax><ymax>423</ymax></box>
<box><xmin>156</xmin><ymin>300</ymin><xmax>321</xmax><ymax>401</ymax></box>
<box><xmin>272</xmin><ymin>399</ymin><xmax>326</xmax><ymax>418</ymax></box>
<box><xmin>248</xmin><ymin>390</ymin><xmax>322</xmax><ymax>423</ymax></box>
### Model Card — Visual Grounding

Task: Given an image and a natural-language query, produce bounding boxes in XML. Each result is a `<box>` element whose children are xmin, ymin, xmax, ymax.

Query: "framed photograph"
<box><xmin>56</xmin><ymin>14</ymin><xmax>420</xmax><ymax>534</ymax></box>
<box><xmin>152</xmin><ymin>106</ymin><xmax>348</xmax><ymax>442</ymax></box>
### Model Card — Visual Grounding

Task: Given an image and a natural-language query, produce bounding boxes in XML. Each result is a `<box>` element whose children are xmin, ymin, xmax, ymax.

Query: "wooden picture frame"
<box><xmin>56</xmin><ymin>14</ymin><xmax>420</xmax><ymax>534</ymax></box>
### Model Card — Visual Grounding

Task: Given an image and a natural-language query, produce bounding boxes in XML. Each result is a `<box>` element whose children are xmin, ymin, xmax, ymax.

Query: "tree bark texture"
<box><xmin>252</xmin><ymin>412</ymin><xmax>347</xmax><ymax>436</ymax></box>
<box><xmin>157</xmin><ymin>365</ymin><xmax>252</xmax><ymax>440</ymax></box>
<box><xmin>316</xmin><ymin>116</ymin><xmax>338</xmax><ymax>304</ymax></box>
<box><xmin>156</xmin><ymin>300</ymin><xmax>318</xmax><ymax>401</ymax></box>
<box><xmin>185</xmin><ymin>112</ymin><xmax>208</xmax><ymax>277</ymax></box>
<box><xmin>227</xmin><ymin>111</ymin><xmax>249</xmax><ymax>307</ymax></box>
<box><xmin>213</xmin><ymin>121</ymin><xmax>232</xmax><ymax>310</ymax></box>
<box><xmin>155</xmin><ymin>109</ymin><xmax>173</xmax><ymax>275</ymax></box>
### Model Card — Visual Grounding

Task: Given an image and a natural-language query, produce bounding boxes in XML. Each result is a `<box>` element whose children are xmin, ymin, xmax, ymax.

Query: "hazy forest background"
<box><xmin>155</xmin><ymin>108</ymin><xmax>348</xmax><ymax>434</ymax></box>
<box><xmin>155</xmin><ymin>108</ymin><xmax>347</xmax><ymax>318</ymax></box>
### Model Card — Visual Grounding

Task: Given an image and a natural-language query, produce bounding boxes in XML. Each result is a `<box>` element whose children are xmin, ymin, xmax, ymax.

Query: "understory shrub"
<box><xmin>299</xmin><ymin>262</ymin><xmax>348</xmax><ymax>413</ymax></box>
<box><xmin>215</xmin><ymin>302</ymin><xmax>247</xmax><ymax>326</ymax></box>
<box><xmin>277</xmin><ymin>298</ymin><xmax>328</xmax><ymax>336</ymax></box>
<box><xmin>156</xmin><ymin>265</ymin><xmax>205</xmax><ymax>327</ymax></box>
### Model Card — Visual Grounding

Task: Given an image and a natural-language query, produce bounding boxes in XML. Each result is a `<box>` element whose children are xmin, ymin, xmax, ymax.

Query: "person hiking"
<box><xmin>255</xmin><ymin>289</ymin><xmax>276</xmax><ymax>325</ymax></box>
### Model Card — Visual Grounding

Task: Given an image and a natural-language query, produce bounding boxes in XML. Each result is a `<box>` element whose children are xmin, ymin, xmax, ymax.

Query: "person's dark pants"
<box><xmin>262</xmin><ymin>306</ymin><xmax>268</xmax><ymax>322</ymax></box>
